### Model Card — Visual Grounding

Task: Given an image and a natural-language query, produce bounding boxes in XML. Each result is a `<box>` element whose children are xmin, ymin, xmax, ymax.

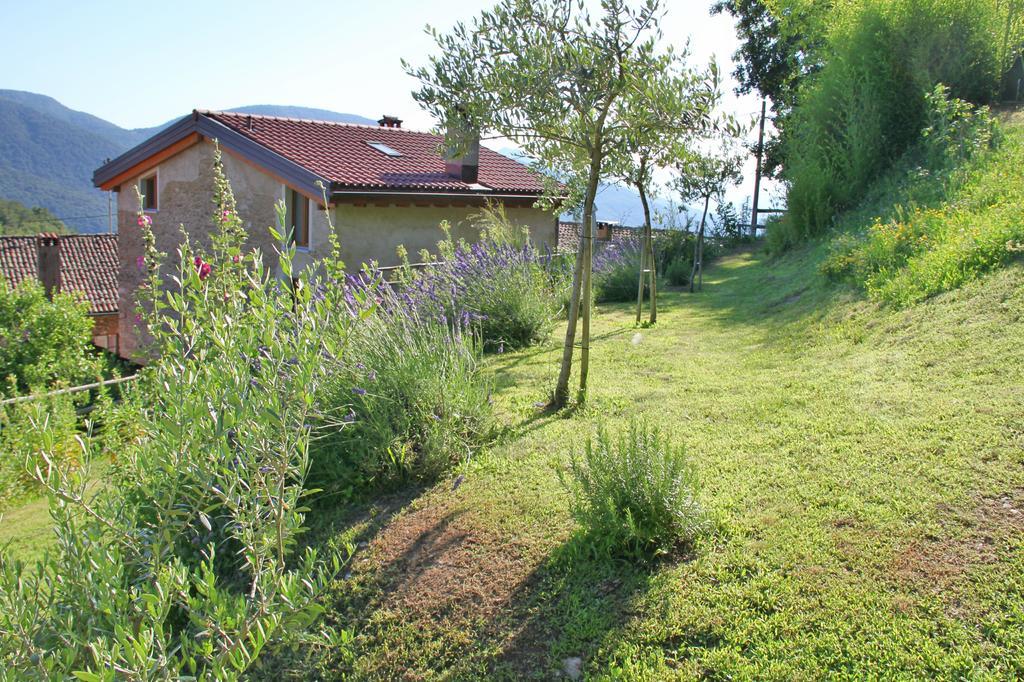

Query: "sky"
<box><xmin>0</xmin><ymin>0</ymin><xmax>781</xmax><ymax>213</ymax></box>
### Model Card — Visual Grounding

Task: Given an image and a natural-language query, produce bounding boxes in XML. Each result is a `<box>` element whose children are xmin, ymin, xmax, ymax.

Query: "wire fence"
<box><xmin>0</xmin><ymin>374</ymin><xmax>139</xmax><ymax>407</ymax></box>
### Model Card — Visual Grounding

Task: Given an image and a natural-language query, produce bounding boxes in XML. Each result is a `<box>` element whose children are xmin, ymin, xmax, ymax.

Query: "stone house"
<box><xmin>92</xmin><ymin>110</ymin><xmax>557</xmax><ymax>359</ymax></box>
<box><xmin>0</xmin><ymin>233</ymin><xmax>119</xmax><ymax>352</ymax></box>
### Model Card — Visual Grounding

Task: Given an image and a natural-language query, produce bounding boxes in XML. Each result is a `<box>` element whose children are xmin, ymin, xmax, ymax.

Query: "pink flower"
<box><xmin>136</xmin><ymin>255</ymin><xmax>145</xmax><ymax>271</ymax></box>
<box><xmin>232</xmin><ymin>254</ymin><xmax>240</xmax><ymax>264</ymax></box>
<box><xmin>137</xmin><ymin>214</ymin><xmax>152</xmax><ymax>228</ymax></box>
<box><xmin>194</xmin><ymin>256</ymin><xmax>212</xmax><ymax>281</ymax></box>
<box><xmin>221</xmin><ymin>209</ymin><xmax>231</xmax><ymax>222</ymax></box>
<box><xmin>133</xmin><ymin>313</ymin><xmax>143</xmax><ymax>324</ymax></box>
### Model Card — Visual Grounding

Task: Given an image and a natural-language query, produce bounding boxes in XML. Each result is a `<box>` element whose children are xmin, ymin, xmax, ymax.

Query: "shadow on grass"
<box><xmin>487</xmin><ymin>535</ymin><xmax>671</xmax><ymax>680</ymax></box>
<box><xmin>274</xmin><ymin>490</ymin><xmax>674</xmax><ymax>680</ymax></box>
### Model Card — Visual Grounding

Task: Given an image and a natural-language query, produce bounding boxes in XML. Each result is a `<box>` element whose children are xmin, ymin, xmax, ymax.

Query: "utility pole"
<box><xmin>750</xmin><ymin>98</ymin><xmax>767</xmax><ymax>238</ymax></box>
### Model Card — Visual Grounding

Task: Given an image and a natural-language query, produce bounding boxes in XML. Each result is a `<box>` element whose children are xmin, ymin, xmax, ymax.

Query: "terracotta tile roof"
<box><xmin>0</xmin><ymin>234</ymin><xmax>118</xmax><ymax>315</ymax></box>
<box><xmin>202</xmin><ymin>111</ymin><xmax>546</xmax><ymax>194</ymax></box>
<box><xmin>557</xmin><ymin>221</ymin><xmax>641</xmax><ymax>252</ymax></box>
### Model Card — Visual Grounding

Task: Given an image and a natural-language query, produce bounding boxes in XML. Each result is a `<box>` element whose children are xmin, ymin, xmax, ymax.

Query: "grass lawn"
<box><xmin>267</xmin><ymin>241</ymin><xmax>1024</xmax><ymax>680</ymax></box>
<box><xmin>5</xmin><ymin>242</ymin><xmax>1023</xmax><ymax>679</ymax></box>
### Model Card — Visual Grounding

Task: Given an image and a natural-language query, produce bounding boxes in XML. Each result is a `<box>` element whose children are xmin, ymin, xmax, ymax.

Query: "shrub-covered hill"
<box><xmin>818</xmin><ymin>104</ymin><xmax>1024</xmax><ymax>307</ymax></box>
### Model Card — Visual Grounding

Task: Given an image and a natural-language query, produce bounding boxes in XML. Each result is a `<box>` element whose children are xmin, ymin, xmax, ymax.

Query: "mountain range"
<box><xmin>0</xmin><ymin>89</ymin><xmax>672</xmax><ymax>233</ymax></box>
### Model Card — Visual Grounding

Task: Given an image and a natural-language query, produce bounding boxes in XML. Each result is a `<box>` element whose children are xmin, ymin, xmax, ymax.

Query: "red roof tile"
<box><xmin>0</xmin><ymin>234</ymin><xmax>118</xmax><ymax>315</ymax></box>
<box><xmin>203</xmin><ymin>111</ymin><xmax>546</xmax><ymax>194</ymax></box>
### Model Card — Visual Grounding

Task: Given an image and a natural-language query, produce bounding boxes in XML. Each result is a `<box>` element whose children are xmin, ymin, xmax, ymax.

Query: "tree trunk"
<box><xmin>552</xmin><ymin>167</ymin><xmax>600</xmax><ymax>408</ymax></box>
<box><xmin>690</xmin><ymin>195</ymin><xmax>710</xmax><ymax>293</ymax></box>
<box><xmin>697</xmin><ymin>226</ymin><xmax>705</xmax><ymax>291</ymax></box>
<box><xmin>635</xmin><ymin>173</ymin><xmax>649</xmax><ymax>325</ymax></box>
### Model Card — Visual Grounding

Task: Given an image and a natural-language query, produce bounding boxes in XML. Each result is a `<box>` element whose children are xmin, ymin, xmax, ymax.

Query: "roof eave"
<box><xmin>328</xmin><ymin>186</ymin><xmax>550</xmax><ymax>203</ymax></box>
<box><xmin>92</xmin><ymin>113</ymin><xmax>198</xmax><ymax>188</ymax></box>
<box><xmin>92</xmin><ymin>111</ymin><xmax>329</xmax><ymax>199</ymax></box>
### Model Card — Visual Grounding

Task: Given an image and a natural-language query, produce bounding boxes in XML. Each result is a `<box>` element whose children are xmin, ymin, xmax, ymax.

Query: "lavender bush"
<box><xmin>309</xmin><ymin>270</ymin><xmax>493</xmax><ymax>497</ymax></box>
<box><xmin>592</xmin><ymin>238</ymin><xmax>645</xmax><ymax>303</ymax></box>
<box><xmin>394</xmin><ymin>213</ymin><xmax>572</xmax><ymax>352</ymax></box>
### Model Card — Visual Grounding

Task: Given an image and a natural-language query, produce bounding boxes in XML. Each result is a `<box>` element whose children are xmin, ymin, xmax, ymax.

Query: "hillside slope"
<box><xmin>239</xmin><ymin>236</ymin><xmax>1024</xmax><ymax>679</ymax></box>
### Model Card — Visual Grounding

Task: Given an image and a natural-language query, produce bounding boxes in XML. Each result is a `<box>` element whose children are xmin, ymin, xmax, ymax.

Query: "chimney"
<box><xmin>378</xmin><ymin>115</ymin><xmax>403</xmax><ymax>128</ymax></box>
<box><xmin>445</xmin><ymin>114</ymin><xmax>480</xmax><ymax>184</ymax></box>
<box><xmin>37</xmin><ymin>233</ymin><xmax>61</xmax><ymax>299</ymax></box>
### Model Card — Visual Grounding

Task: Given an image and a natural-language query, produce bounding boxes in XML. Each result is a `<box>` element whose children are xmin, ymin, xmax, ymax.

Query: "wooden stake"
<box><xmin>578</xmin><ymin>213</ymin><xmax>594</xmax><ymax>403</ymax></box>
<box><xmin>750</xmin><ymin>98</ymin><xmax>767</xmax><ymax>238</ymax></box>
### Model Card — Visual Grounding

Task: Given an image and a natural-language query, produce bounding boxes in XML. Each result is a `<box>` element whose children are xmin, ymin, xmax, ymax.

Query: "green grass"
<box><xmin>6</xmin><ymin>241</ymin><xmax>1024</xmax><ymax>679</ymax></box>
<box><xmin>252</xmin><ymin>240</ymin><xmax>1023</xmax><ymax>679</ymax></box>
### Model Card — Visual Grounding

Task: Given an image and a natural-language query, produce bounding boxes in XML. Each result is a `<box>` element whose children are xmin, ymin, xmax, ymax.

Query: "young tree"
<box><xmin>615</xmin><ymin>58</ymin><xmax>720</xmax><ymax>325</ymax></box>
<box><xmin>406</xmin><ymin>0</ymin><xmax>711</xmax><ymax>407</ymax></box>
<box><xmin>672</xmin><ymin>130</ymin><xmax>745</xmax><ymax>293</ymax></box>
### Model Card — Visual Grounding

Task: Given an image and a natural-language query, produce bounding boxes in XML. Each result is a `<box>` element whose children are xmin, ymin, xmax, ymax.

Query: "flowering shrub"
<box><xmin>592</xmin><ymin>239</ymin><xmax>644</xmax><ymax>303</ymax></box>
<box><xmin>394</xmin><ymin>213</ymin><xmax>571</xmax><ymax>351</ymax></box>
<box><xmin>310</xmin><ymin>295</ymin><xmax>492</xmax><ymax>495</ymax></box>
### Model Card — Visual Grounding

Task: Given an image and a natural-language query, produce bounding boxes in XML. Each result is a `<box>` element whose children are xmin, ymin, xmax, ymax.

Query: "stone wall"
<box><xmin>90</xmin><ymin>313</ymin><xmax>119</xmax><ymax>354</ymax></box>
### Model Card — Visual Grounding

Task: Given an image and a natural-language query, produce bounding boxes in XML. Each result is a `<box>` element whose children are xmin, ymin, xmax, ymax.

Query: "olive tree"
<box><xmin>406</xmin><ymin>0</ymin><xmax>707</xmax><ymax>407</ymax></box>
<box><xmin>672</xmin><ymin>129</ymin><xmax>745</xmax><ymax>293</ymax></box>
<box><xmin>615</xmin><ymin>58</ymin><xmax>720</xmax><ymax>325</ymax></box>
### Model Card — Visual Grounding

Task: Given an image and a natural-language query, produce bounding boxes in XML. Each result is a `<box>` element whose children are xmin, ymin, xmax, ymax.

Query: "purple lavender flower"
<box><xmin>352</xmin><ymin>387</ymin><xmax>367</xmax><ymax>396</ymax></box>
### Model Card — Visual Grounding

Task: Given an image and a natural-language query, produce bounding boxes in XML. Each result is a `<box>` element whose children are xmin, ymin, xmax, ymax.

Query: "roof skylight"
<box><xmin>366</xmin><ymin>141</ymin><xmax>402</xmax><ymax>157</ymax></box>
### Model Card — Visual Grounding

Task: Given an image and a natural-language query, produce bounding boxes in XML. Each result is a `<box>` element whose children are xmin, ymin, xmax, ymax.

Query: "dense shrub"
<box><xmin>819</xmin><ymin>90</ymin><xmax>1023</xmax><ymax>306</ymax></box>
<box><xmin>593</xmin><ymin>240</ymin><xmax>644</xmax><ymax>303</ymax></box>
<box><xmin>310</xmin><ymin>289</ymin><xmax>492</xmax><ymax>496</ymax></box>
<box><xmin>0</xmin><ymin>395</ymin><xmax>79</xmax><ymax>508</ymax></box>
<box><xmin>653</xmin><ymin>229</ymin><xmax>697</xmax><ymax>275</ymax></box>
<box><xmin>396</xmin><ymin>213</ymin><xmax>571</xmax><ymax>351</ymax></box>
<box><xmin>560</xmin><ymin>420</ymin><xmax>709</xmax><ymax>559</ymax></box>
<box><xmin>779</xmin><ymin>0</ymin><xmax>1020</xmax><ymax>250</ymax></box>
<box><xmin>0</xmin><ymin>279</ymin><xmax>101</xmax><ymax>397</ymax></box>
<box><xmin>664</xmin><ymin>257</ymin><xmax>691</xmax><ymax>287</ymax></box>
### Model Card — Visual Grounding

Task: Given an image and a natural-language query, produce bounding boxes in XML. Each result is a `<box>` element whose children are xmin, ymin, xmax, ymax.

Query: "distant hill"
<box><xmin>222</xmin><ymin>106</ymin><xmax>375</xmax><ymax>126</ymax></box>
<box><xmin>493</xmin><ymin>146</ymin><xmax>682</xmax><ymax>227</ymax></box>
<box><xmin>0</xmin><ymin>197</ymin><xmax>70</xmax><ymax>235</ymax></box>
<box><xmin>0</xmin><ymin>90</ymin><xmax>374</xmax><ymax>232</ymax></box>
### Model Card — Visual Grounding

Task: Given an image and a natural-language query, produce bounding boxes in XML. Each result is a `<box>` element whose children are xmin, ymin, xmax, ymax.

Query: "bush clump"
<box><xmin>819</xmin><ymin>88</ymin><xmax>1024</xmax><ymax>306</ymax></box>
<box><xmin>593</xmin><ymin>240</ymin><xmax>644</xmax><ymax>303</ymax></box>
<box><xmin>310</xmin><ymin>290</ymin><xmax>492</xmax><ymax>496</ymax></box>
<box><xmin>396</xmin><ymin>210</ymin><xmax>571</xmax><ymax>351</ymax></box>
<box><xmin>560</xmin><ymin>420</ymin><xmax>710</xmax><ymax>559</ymax></box>
<box><xmin>0</xmin><ymin>279</ymin><xmax>102</xmax><ymax>398</ymax></box>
